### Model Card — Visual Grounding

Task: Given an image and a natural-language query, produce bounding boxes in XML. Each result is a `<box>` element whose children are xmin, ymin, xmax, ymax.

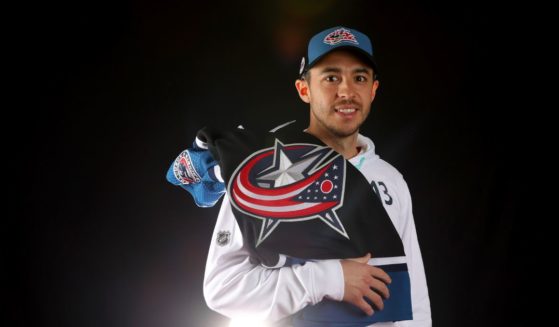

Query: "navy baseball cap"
<box><xmin>299</xmin><ymin>26</ymin><xmax>378</xmax><ymax>78</ymax></box>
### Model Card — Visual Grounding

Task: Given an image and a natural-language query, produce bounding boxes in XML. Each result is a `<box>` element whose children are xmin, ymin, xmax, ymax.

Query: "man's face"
<box><xmin>297</xmin><ymin>50</ymin><xmax>379</xmax><ymax>139</ymax></box>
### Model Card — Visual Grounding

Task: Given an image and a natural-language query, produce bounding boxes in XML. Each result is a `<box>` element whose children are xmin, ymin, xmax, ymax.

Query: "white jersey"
<box><xmin>203</xmin><ymin>133</ymin><xmax>432</xmax><ymax>326</ymax></box>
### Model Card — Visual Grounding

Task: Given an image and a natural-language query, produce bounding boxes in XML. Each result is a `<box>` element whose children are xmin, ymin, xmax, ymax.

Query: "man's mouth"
<box><xmin>335</xmin><ymin>108</ymin><xmax>357</xmax><ymax>114</ymax></box>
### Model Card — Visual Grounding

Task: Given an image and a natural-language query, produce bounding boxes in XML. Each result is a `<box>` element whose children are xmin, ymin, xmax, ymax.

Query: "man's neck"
<box><xmin>306</xmin><ymin>126</ymin><xmax>360</xmax><ymax>160</ymax></box>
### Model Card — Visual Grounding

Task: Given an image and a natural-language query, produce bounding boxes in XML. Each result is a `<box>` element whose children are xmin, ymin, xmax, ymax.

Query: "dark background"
<box><xmin>18</xmin><ymin>1</ymin><xmax>523</xmax><ymax>326</ymax></box>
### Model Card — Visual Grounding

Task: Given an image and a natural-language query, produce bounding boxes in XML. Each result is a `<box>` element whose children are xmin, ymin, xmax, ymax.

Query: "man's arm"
<box><xmin>203</xmin><ymin>195</ymin><xmax>391</xmax><ymax>322</ymax></box>
<box><xmin>203</xmin><ymin>194</ymin><xmax>344</xmax><ymax>322</ymax></box>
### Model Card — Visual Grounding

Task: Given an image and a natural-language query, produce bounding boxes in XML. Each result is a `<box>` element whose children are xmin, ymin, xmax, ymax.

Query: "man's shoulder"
<box><xmin>375</xmin><ymin>158</ymin><xmax>403</xmax><ymax>176</ymax></box>
<box><xmin>366</xmin><ymin>157</ymin><xmax>404</xmax><ymax>182</ymax></box>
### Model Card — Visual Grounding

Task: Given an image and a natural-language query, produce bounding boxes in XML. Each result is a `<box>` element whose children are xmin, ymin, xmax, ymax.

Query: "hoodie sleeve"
<box><xmin>395</xmin><ymin>178</ymin><xmax>432</xmax><ymax>327</ymax></box>
<box><xmin>203</xmin><ymin>194</ymin><xmax>345</xmax><ymax>323</ymax></box>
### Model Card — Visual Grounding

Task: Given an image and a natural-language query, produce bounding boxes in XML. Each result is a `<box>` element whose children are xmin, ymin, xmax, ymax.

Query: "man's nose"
<box><xmin>337</xmin><ymin>79</ymin><xmax>355</xmax><ymax>99</ymax></box>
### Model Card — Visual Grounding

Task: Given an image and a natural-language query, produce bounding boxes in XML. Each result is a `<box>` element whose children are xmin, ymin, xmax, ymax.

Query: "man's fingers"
<box><xmin>341</xmin><ymin>255</ymin><xmax>394</xmax><ymax>316</ymax></box>
<box><xmin>364</xmin><ymin>288</ymin><xmax>384</xmax><ymax>311</ymax></box>
<box><xmin>369</xmin><ymin>265</ymin><xmax>392</xmax><ymax>285</ymax></box>
<box><xmin>367</xmin><ymin>274</ymin><xmax>390</xmax><ymax>299</ymax></box>
<box><xmin>354</xmin><ymin>297</ymin><xmax>374</xmax><ymax>316</ymax></box>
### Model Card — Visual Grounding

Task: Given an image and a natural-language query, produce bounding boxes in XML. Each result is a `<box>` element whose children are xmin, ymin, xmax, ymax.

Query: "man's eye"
<box><xmin>325</xmin><ymin>76</ymin><xmax>339</xmax><ymax>82</ymax></box>
<box><xmin>355</xmin><ymin>75</ymin><xmax>367</xmax><ymax>82</ymax></box>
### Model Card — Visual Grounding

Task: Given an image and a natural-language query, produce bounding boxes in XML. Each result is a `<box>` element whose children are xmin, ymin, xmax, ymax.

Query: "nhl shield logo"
<box><xmin>228</xmin><ymin>139</ymin><xmax>348</xmax><ymax>246</ymax></box>
<box><xmin>216</xmin><ymin>230</ymin><xmax>231</xmax><ymax>246</ymax></box>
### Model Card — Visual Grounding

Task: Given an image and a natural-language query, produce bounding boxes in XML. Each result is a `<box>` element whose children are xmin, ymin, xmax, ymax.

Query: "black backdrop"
<box><xmin>18</xmin><ymin>1</ymin><xmax>523</xmax><ymax>326</ymax></box>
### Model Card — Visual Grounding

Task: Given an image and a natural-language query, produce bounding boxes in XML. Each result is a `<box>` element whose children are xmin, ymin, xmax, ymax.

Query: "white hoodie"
<box><xmin>203</xmin><ymin>133</ymin><xmax>432</xmax><ymax>326</ymax></box>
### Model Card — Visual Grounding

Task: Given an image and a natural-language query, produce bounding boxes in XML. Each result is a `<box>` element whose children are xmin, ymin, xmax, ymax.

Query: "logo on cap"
<box><xmin>323</xmin><ymin>28</ymin><xmax>358</xmax><ymax>46</ymax></box>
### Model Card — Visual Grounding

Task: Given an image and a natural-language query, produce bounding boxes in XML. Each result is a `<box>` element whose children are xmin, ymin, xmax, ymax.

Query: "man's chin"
<box><xmin>329</xmin><ymin>126</ymin><xmax>361</xmax><ymax>138</ymax></box>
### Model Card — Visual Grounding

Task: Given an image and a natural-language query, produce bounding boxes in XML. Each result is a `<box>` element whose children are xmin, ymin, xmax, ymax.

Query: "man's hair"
<box><xmin>300</xmin><ymin>70</ymin><xmax>311</xmax><ymax>82</ymax></box>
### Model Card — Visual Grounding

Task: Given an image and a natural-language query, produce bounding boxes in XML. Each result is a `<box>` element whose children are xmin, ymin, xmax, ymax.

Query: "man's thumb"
<box><xmin>348</xmin><ymin>252</ymin><xmax>371</xmax><ymax>264</ymax></box>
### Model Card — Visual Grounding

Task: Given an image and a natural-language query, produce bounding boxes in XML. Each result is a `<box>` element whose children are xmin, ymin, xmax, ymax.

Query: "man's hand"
<box><xmin>340</xmin><ymin>253</ymin><xmax>391</xmax><ymax>316</ymax></box>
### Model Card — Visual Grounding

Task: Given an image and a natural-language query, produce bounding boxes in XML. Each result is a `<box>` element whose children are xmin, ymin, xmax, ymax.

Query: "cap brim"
<box><xmin>302</xmin><ymin>46</ymin><xmax>378</xmax><ymax>77</ymax></box>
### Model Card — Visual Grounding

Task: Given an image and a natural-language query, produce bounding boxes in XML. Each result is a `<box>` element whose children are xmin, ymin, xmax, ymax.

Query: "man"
<box><xmin>168</xmin><ymin>26</ymin><xmax>431</xmax><ymax>326</ymax></box>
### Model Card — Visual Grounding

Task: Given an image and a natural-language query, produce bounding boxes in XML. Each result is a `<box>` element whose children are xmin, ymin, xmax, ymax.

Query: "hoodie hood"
<box><xmin>350</xmin><ymin>134</ymin><xmax>380</xmax><ymax>164</ymax></box>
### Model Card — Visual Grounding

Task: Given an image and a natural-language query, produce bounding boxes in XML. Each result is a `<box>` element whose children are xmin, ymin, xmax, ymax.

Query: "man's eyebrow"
<box><xmin>318</xmin><ymin>67</ymin><xmax>342</xmax><ymax>74</ymax></box>
<box><xmin>318</xmin><ymin>67</ymin><xmax>373</xmax><ymax>75</ymax></box>
<box><xmin>353</xmin><ymin>67</ymin><xmax>373</xmax><ymax>75</ymax></box>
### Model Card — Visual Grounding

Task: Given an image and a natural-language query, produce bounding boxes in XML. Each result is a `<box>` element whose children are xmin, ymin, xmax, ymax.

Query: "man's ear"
<box><xmin>295</xmin><ymin>79</ymin><xmax>311</xmax><ymax>103</ymax></box>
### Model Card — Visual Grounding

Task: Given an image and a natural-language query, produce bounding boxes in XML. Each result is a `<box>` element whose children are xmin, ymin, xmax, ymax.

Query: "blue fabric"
<box><xmin>292</xmin><ymin>269</ymin><xmax>412</xmax><ymax>326</ymax></box>
<box><xmin>166</xmin><ymin>141</ymin><xmax>225</xmax><ymax>207</ymax></box>
<box><xmin>281</xmin><ymin>257</ymin><xmax>412</xmax><ymax>326</ymax></box>
<box><xmin>284</xmin><ymin>256</ymin><xmax>309</xmax><ymax>267</ymax></box>
<box><xmin>303</xmin><ymin>26</ymin><xmax>377</xmax><ymax>75</ymax></box>
<box><xmin>308</xmin><ymin>26</ymin><xmax>373</xmax><ymax>64</ymax></box>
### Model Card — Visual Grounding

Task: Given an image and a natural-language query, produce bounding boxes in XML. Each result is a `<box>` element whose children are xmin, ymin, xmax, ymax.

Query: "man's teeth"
<box><xmin>337</xmin><ymin>108</ymin><xmax>356</xmax><ymax>113</ymax></box>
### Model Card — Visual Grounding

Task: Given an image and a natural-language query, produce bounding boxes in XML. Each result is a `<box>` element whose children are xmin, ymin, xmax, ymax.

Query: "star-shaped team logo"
<box><xmin>228</xmin><ymin>139</ymin><xmax>349</xmax><ymax>246</ymax></box>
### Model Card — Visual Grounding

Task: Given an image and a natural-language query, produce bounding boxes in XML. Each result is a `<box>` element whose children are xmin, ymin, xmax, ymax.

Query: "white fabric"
<box><xmin>203</xmin><ymin>134</ymin><xmax>431</xmax><ymax>326</ymax></box>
